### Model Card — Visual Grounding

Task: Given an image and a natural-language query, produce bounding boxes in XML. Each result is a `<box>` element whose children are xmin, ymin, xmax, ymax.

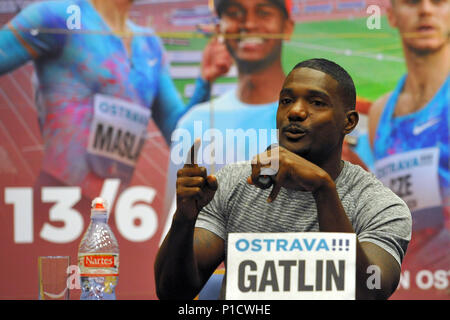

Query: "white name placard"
<box><xmin>226</xmin><ymin>232</ymin><xmax>356</xmax><ymax>300</ymax></box>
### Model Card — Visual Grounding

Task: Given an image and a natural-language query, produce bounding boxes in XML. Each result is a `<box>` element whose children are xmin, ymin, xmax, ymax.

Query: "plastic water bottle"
<box><xmin>78</xmin><ymin>197</ymin><xmax>119</xmax><ymax>300</ymax></box>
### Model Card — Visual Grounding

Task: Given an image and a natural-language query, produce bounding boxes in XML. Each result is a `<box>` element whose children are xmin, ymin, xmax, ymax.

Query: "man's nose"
<box><xmin>418</xmin><ymin>0</ymin><xmax>434</xmax><ymax>16</ymax></box>
<box><xmin>288</xmin><ymin>101</ymin><xmax>308</xmax><ymax>121</ymax></box>
<box><xmin>242</xmin><ymin>11</ymin><xmax>258</xmax><ymax>31</ymax></box>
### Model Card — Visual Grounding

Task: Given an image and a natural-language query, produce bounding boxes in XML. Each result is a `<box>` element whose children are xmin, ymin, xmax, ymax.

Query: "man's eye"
<box><xmin>311</xmin><ymin>100</ymin><xmax>326</xmax><ymax>107</ymax></box>
<box><xmin>223</xmin><ymin>7</ymin><xmax>245</xmax><ymax>19</ymax></box>
<box><xmin>256</xmin><ymin>5</ymin><xmax>280</xmax><ymax>18</ymax></box>
<box><xmin>256</xmin><ymin>9</ymin><xmax>273</xmax><ymax>18</ymax></box>
<box><xmin>280</xmin><ymin>98</ymin><xmax>292</xmax><ymax>104</ymax></box>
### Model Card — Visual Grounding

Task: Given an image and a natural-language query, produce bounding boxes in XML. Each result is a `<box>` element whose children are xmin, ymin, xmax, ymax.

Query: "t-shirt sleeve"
<box><xmin>149</xmin><ymin>33</ymin><xmax>211</xmax><ymax>144</ymax></box>
<box><xmin>195</xmin><ymin>163</ymin><xmax>248</xmax><ymax>240</ymax></box>
<box><xmin>352</xmin><ymin>172</ymin><xmax>412</xmax><ymax>267</ymax></box>
<box><xmin>6</xmin><ymin>2</ymin><xmax>66</xmax><ymax>57</ymax></box>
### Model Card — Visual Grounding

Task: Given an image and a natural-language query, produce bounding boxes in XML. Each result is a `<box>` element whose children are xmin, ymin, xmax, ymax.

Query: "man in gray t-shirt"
<box><xmin>197</xmin><ymin>160</ymin><xmax>410</xmax><ymax>268</ymax></box>
<box><xmin>155</xmin><ymin>58</ymin><xmax>412</xmax><ymax>300</ymax></box>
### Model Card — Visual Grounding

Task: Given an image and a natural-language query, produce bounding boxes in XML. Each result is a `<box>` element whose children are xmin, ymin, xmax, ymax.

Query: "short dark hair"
<box><xmin>292</xmin><ymin>58</ymin><xmax>356</xmax><ymax>111</ymax></box>
<box><xmin>214</xmin><ymin>0</ymin><xmax>291</xmax><ymax>18</ymax></box>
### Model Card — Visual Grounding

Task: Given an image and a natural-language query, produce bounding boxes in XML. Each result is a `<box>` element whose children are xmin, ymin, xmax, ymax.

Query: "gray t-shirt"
<box><xmin>196</xmin><ymin>160</ymin><xmax>412</xmax><ymax>266</ymax></box>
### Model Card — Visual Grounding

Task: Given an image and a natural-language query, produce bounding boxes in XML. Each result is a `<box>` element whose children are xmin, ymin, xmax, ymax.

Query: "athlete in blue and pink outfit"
<box><xmin>369</xmin><ymin>0</ymin><xmax>449</xmax><ymax>299</ymax></box>
<box><xmin>0</xmin><ymin>0</ymin><xmax>231</xmax><ymax>197</ymax></box>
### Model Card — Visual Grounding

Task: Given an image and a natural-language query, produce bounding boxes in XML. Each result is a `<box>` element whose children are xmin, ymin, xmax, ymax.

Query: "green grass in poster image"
<box><xmin>167</xmin><ymin>16</ymin><xmax>407</xmax><ymax>103</ymax></box>
<box><xmin>283</xmin><ymin>16</ymin><xmax>406</xmax><ymax>101</ymax></box>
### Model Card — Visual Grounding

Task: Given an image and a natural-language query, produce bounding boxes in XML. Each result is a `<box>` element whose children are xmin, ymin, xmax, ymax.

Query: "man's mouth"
<box><xmin>238</xmin><ymin>35</ymin><xmax>265</xmax><ymax>49</ymax></box>
<box><xmin>283</xmin><ymin>125</ymin><xmax>307</xmax><ymax>140</ymax></box>
<box><xmin>416</xmin><ymin>24</ymin><xmax>437</xmax><ymax>34</ymax></box>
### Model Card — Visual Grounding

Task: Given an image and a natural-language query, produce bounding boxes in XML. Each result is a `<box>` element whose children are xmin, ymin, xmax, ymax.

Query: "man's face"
<box><xmin>276</xmin><ymin>68</ymin><xmax>348</xmax><ymax>164</ymax></box>
<box><xmin>219</xmin><ymin>0</ymin><xmax>294</xmax><ymax>73</ymax></box>
<box><xmin>388</xmin><ymin>0</ymin><xmax>450</xmax><ymax>54</ymax></box>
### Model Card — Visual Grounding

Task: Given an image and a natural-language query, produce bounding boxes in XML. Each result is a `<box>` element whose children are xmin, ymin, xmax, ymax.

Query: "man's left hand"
<box><xmin>201</xmin><ymin>36</ymin><xmax>233</xmax><ymax>82</ymax></box>
<box><xmin>248</xmin><ymin>146</ymin><xmax>334</xmax><ymax>202</ymax></box>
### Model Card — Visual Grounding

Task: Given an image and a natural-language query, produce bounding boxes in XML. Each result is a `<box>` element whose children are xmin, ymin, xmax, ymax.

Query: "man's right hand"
<box><xmin>175</xmin><ymin>138</ymin><xmax>218</xmax><ymax>221</ymax></box>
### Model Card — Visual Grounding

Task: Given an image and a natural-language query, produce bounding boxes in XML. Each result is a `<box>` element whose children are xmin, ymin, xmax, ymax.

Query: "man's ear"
<box><xmin>386</xmin><ymin>2</ymin><xmax>397</xmax><ymax>29</ymax></box>
<box><xmin>343</xmin><ymin>110</ymin><xmax>359</xmax><ymax>135</ymax></box>
<box><xmin>283</xmin><ymin>18</ymin><xmax>295</xmax><ymax>41</ymax></box>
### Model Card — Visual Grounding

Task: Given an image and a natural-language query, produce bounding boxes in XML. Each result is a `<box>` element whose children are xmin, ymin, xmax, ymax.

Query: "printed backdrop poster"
<box><xmin>0</xmin><ymin>0</ymin><xmax>448</xmax><ymax>300</ymax></box>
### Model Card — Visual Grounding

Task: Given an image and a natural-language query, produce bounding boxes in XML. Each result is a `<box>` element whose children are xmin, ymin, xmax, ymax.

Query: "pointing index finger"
<box><xmin>185</xmin><ymin>138</ymin><xmax>201</xmax><ymax>167</ymax></box>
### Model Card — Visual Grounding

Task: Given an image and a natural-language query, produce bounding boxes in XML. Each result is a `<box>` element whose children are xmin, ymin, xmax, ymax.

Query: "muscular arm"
<box><xmin>0</xmin><ymin>24</ymin><xmax>35</xmax><ymax>75</ymax></box>
<box><xmin>155</xmin><ymin>218</ymin><xmax>224</xmax><ymax>300</ymax></box>
<box><xmin>154</xmin><ymin>139</ymin><xmax>225</xmax><ymax>299</ymax></box>
<box><xmin>152</xmin><ymin>72</ymin><xmax>211</xmax><ymax>144</ymax></box>
<box><xmin>368</xmin><ymin>93</ymin><xmax>390</xmax><ymax>150</ymax></box>
<box><xmin>0</xmin><ymin>2</ymin><xmax>66</xmax><ymax>75</ymax></box>
<box><xmin>313</xmin><ymin>180</ymin><xmax>401</xmax><ymax>299</ymax></box>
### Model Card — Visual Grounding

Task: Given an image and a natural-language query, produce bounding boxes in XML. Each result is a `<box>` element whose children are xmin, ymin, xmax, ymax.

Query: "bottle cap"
<box><xmin>91</xmin><ymin>197</ymin><xmax>108</xmax><ymax>215</ymax></box>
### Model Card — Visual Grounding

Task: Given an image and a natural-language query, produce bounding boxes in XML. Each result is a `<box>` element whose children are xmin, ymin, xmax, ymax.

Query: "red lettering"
<box><xmin>84</xmin><ymin>255</ymin><xmax>115</xmax><ymax>268</ymax></box>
